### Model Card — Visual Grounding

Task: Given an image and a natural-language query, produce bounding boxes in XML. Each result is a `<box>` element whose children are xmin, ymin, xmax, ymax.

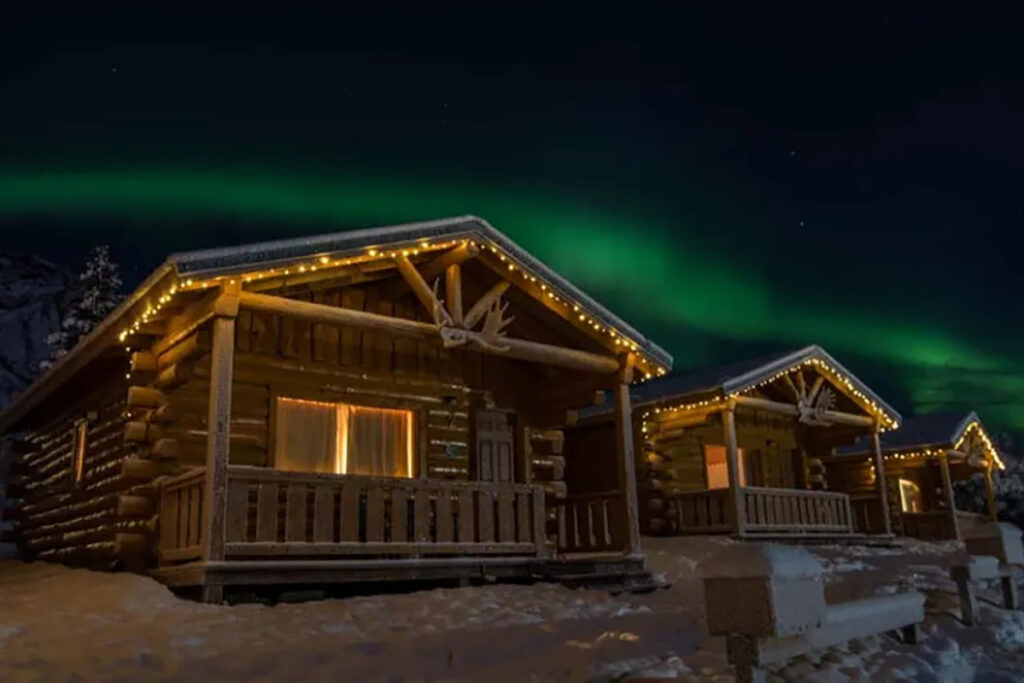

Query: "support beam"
<box><xmin>395</xmin><ymin>254</ymin><xmax>448</xmax><ymax>322</ymax></box>
<box><xmin>382</xmin><ymin>243</ymin><xmax>480</xmax><ymax>298</ymax></box>
<box><xmin>938</xmin><ymin>453</ymin><xmax>961</xmax><ymax>540</ymax></box>
<box><xmin>238</xmin><ymin>290</ymin><xmax>619</xmax><ymax>374</ymax></box>
<box><xmin>613</xmin><ymin>355</ymin><xmax>641</xmax><ymax>556</ymax></box>
<box><xmin>872</xmin><ymin>426</ymin><xmax>892</xmax><ymax>535</ymax></box>
<box><xmin>445</xmin><ymin>264</ymin><xmax>463</xmax><ymax>325</ymax></box>
<box><xmin>723</xmin><ymin>404</ymin><xmax>745</xmax><ymax>535</ymax></box>
<box><xmin>201</xmin><ymin>282</ymin><xmax>239</xmax><ymax>604</ymax></box>
<box><xmin>464</xmin><ymin>280</ymin><xmax>511</xmax><ymax>329</ymax></box>
<box><xmin>985</xmin><ymin>463</ymin><xmax>998</xmax><ymax>522</ymax></box>
<box><xmin>732</xmin><ymin>394</ymin><xmax>875</xmax><ymax>428</ymax></box>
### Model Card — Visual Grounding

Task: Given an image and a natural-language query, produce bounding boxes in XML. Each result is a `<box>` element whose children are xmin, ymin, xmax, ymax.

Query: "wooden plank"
<box><xmin>457</xmin><ymin>489</ymin><xmax>475</xmax><ymax>543</ymax></box>
<box><xmin>414</xmin><ymin>489</ymin><xmax>431</xmax><ymax>543</ymax></box>
<box><xmin>340</xmin><ymin>482</ymin><xmax>360</xmax><ymax>542</ymax></box>
<box><xmin>187</xmin><ymin>486</ymin><xmax>202</xmax><ymax>547</ymax></box>
<box><xmin>285</xmin><ymin>485</ymin><xmax>307</xmax><ymax>542</ymax></box>
<box><xmin>390</xmin><ymin>485</ymin><xmax>408</xmax><ymax>542</ymax></box>
<box><xmin>177</xmin><ymin>491</ymin><xmax>189</xmax><ymax>550</ymax></box>
<box><xmin>516</xmin><ymin>492</ymin><xmax>531</xmax><ymax>543</ymax></box>
<box><xmin>313</xmin><ymin>485</ymin><xmax>334</xmax><ymax>543</ymax></box>
<box><xmin>323</xmin><ymin>291</ymin><xmax>340</xmax><ymax>363</ymax></box>
<box><xmin>532</xmin><ymin>489</ymin><xmax>547</xmax><ymax>552</ymax></box>
<box><xmin>225</xmin><ymin>480</ymin><xmax>249</xmax><ymax>543</ymax></box>
<box><xmin>497</xmin><ymin>490</ymin><xmax>515</xmax><ymax>543</ymax></box>
<box><xmin>593</xmin><ymin>498</ymin><xmax>609</xmax><ymax>549</ymax></box>
<box><xmin>256</xmin><ymin>483</ymin><xmax>279</xmax><ymax>542</ymax></box>
<box><xmin>366</xmin><ymin>487</ymin><xmax>385</xmax><ymax>542</ymax></box>
<box><xmin>436</xmin><ymin>490</ymin><xmax>454</xmax><ymax>543</ymax></box>
<box><xmin>339</xmin><ymin>289</ymin><xmax>363</xmax><ymax>366</ymax></box>
<box><xmin>477</xmin><ymin>490</ymin><xmax>495</xmax><ymax>543</ymax></box>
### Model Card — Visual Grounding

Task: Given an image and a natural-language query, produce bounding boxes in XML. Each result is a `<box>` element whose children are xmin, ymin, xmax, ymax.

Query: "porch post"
<box><xmin>723</xmin><ymin>403</ymin><xmax>745</xmax><ymax>535</ymax></box>
<box><xmin>985</xmin><ymin>462</ymin><xmax>998</xmax><ymax>522</ymax></box>
<box><xmin>938</xmin><ymin>453</ymin><xmax>961</xmax><ymax>540</ymax></box>
<box><xmin>872</xmin><ymin>424</ymin><xmax>892</xmax><ymax>535</ymax></box>
<box><xmin>201</xmin><ymin>282</ymin><xmax>240</xmax><ymax>602</ymax></box>
<box><xmin>613</xmin><ymin>354</ymin><xmax>641</xmax><ymax>556</ymax></box>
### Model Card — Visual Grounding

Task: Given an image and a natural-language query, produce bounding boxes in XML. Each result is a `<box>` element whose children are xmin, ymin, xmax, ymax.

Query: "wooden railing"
<box><xmin>901</xmin><ymin>511</ymin><xmax>957</xmax><ymax>540</ymax></box>
<box><xmin>741</xmin><ymin>487</ymin><xmax>853</xmax><ymax>534</ymax></box>
<box><xmin>555</xmin><ymin>491</ymin><xmax>630</xmax><ymax>554</ymax></box>
<box><xmin>158</xmin><ymin>468</ymin><xmax>206</xmax><ymax>563</ymax></box>
<box><xmin>667</xmin><ymin>489</ymin><xmax>733</xmax><ymax>534</ymax></box>
<box><xmin>215</xmin><ymin>466</ymin><xmax>548</xmax><ymax>558</ymax></box>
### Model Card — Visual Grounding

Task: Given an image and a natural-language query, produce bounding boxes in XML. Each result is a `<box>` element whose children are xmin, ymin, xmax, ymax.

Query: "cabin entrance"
<box><xmin>475</xmin><ymin>410</ymin><xmax>515</xmax><ymax>483</ymax></box>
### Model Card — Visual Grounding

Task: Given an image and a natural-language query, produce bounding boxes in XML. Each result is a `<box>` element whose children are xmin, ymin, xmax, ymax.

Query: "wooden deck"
<box><xmin>155</xmin><ymin>468</ymin><xmax>642</xmax><ymax>591</ymax></box>
<box><xmin>663</xmin><ymin>486</ymin><xmax>856</xmax><ymax>538</ymax></box>
<box><xmin>158</xmin><ymin>466</ymin><xmax>549</xmax><ymax>566</ymax></box>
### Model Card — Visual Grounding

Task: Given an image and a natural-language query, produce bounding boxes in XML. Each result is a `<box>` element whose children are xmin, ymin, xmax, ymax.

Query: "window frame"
<box><xmin>271</xmin><ymin>393</ymin><xmax>419</xmax><ymax>479</ymax></box>
<box><xmin>703</xmin><ymin>443</ymin><xmax>746</xmax><ymax>489</ymax></box>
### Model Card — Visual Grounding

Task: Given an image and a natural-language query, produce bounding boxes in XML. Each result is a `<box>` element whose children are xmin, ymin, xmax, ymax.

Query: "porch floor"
<box><xmin>152</xmin><ymin>553</ymin><xmax>648</xmax><ymax>593</ymax></box>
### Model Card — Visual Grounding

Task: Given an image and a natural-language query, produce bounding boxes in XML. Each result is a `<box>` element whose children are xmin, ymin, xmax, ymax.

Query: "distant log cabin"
<box><xmin>0</xmin><ymin>216</ymin><xmax>672</xmax><ymax>601</ymax></box>
<box><xmin>828</xmin><ymin>411</ymin><xmax>1004</xmax><ymax>540</ymax></box>
<box><xmin>568</xmin><ymin>346</ymin><xmax>902</xmax><ymax>541</ymax></box>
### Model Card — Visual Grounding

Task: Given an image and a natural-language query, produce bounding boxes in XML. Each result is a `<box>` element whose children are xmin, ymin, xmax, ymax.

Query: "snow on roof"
<box><xmin>0</xmin><ymin>215</ymin><xmax>672</xmax><ymax>432</ymax></box>
<box><xmin>582</xmin><ymin>345</ymin><xmax>900</xmax><ymax>426</ymax></box>
<box><xmin>834</xmin><ymin>410</ymin><xmax>1003</xmax><ymax>468</ymax></box>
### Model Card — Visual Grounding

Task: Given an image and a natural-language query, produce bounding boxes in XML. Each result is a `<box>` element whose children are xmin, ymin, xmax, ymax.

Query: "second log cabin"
<box><xmin>569</xmin><ymin>345</ymin><xmax>902</xmax><ymax>540</ymax></box>
<box><xmin>0</xmin><ymin>216</ymin><xmax>672</xmax><ymax>601</ymax></box>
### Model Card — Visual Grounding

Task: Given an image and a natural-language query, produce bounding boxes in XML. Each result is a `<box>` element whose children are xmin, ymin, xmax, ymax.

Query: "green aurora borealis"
<box><xmin>1</xmin><ymin>167</ymin><xmax>1021</xmax><ymax>432</ymax></box>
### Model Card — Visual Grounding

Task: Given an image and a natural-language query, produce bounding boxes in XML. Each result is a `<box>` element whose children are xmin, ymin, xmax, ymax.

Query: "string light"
<box><xmin>110</xmin><ymin>235</ymin><xmax>668</xmax><ymax>381</ymax></box>
<box><xmin>954</xmin><ymin>420</ymin><xmax>1004</xmax><ymax>470</ymax></box>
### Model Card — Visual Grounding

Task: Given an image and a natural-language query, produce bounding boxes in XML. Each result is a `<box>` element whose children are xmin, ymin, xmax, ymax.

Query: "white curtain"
<box><xmin>343</xmin><ymin>406</ymin><xmax>413</xmax><ymax>477</ymax></box>
<box><xmin>275</xmin><ymin>398</ymin><xmax>413</xmax><ymax>477</ymax></box>
<box><xmin>275</xmin><ymin>398</ymin><xmax>338</xmax><ymax>473</ymax></box>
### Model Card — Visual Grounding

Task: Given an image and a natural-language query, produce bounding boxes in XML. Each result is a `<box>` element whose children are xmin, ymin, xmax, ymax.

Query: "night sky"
<box><xmin>1</xmin><ymin>8</ymin><xmax>1022</xmax><ymax>432</ymax></box>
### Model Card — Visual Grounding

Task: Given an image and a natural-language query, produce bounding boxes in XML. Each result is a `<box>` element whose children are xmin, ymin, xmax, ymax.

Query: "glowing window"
<box><xmin>275</xmin><ymin>398</ymin><xmax>414</xmax><ymax>478</ymax></box>
<box><xmin>704</xmin><ymin>444</ymin><xmax>746</xmax><ymax>488</ymax></box>
<box><xmin>71</xmin><ymin>419</ymin><xmax>87</xmax><ymax>486</ymax></box>
<box><xmin>899</xmin><ymin>478</ymin><xmax>922</xmax><ymax>513</ymax></box>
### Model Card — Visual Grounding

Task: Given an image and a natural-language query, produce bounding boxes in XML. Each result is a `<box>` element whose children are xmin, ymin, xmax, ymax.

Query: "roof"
<box><xmin>581</xmin><ymin>345</ymin><xmax>901</xmax><ymax>426</ymax></box>
<box><xmin>837</xmin><ymin>411</ymin><xmax>982</xmax><ymax>455</ymax></box>
<box><xmin>0</xmin><ymin>215</ymin><xmax>672</xmax><ymax>432</ymax></box>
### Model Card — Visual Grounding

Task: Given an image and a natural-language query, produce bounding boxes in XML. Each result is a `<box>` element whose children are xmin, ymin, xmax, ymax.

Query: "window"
<box><xmin>71</xmin><ymin>419</ymin><xmax>88</xmax><ymax>486</ymax></box>
<box><xmin>274</xmin><ymin>397</ymin><xmax>414</xmax><ymax>477</ymax></box>
<box><xmin>704</xmin><ymin>444</ymin><xmax>746</xmax><ymax>488</ymax></box>
<box><xmin>899</xmin><ymin>478</ymin><xmax>922</xmax><ymax>513</ymax></box>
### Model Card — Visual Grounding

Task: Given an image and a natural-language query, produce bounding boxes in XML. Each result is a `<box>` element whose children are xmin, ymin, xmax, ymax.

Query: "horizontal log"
<box><xmin>124</xmin><ymin>421</ymin><xmax>162</xmax><ymax>444</ymax></box>
<box><xmin>127</xmin><ymin>386</ymin><xmax>167</xmax><ymax>409</ymax></box>
<box><xmin>122</xmin><ymin>458</ymin><xmax>159</xmax><ymax>480</ymax></box>
<box><xmin>130</xmin><ymin>352</ymin><xmax>158</xmax><ymax>373</ymax></box>
<box><xmin>154</xmin><ymin>362</ymin><xmax>192</xmax><ymax>390</ymax></box>
<box><xmin>118</xmin><ymin>494</ymin><xmax>154</xmax><ymax>518</ymax></box>
<box><xmin>733</xmin><ymin>395</ymin><xmax>875</xmax><ymax>427</ymax></box>
<box><xmin>157</xmin><ymin>330</ymin><xmax>209</xmax><ymax>369</ymax></box>
<box><xmin>151</xmin><ymin>438</ymin><xmax>178</xmax><ymax>459</ymax></box>
<box><xmin>149</xmin><ymin>403</ymin><xmax>177</xmax><ymax>424</ymax></box>
<box><xmin>238</xmin><ymin>290</ymin><xmax>619</xmax><ymax>374</ymax></box>
<box><xmin>114</xmin><ymin>532</ymin><xmax>150</xmax><ymax>556</ymax></box>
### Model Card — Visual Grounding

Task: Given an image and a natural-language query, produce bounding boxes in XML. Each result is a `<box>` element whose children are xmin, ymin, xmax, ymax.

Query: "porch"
<box><xmin>663</xmin><ymin>486</ymin><xmax>855</xmax><ymax>538</ymax></box>
<box><xmin>155</xmin><ymin>466</ymin><xmax>641</xmax><ymax>589</ymax></box>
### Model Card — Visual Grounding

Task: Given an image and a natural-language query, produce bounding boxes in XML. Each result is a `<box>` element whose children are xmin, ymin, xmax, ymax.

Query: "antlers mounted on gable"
<box><xmin>476</xmin><ymin>297</ymin><xmax>513</xmax><ymax>352</ymax></box>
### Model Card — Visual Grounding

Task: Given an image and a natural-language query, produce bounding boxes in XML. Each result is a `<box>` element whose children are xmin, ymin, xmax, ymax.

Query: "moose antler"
<box><xmin>430</xmin><ymin>278</ymin><xmax>453</xmax><ymax>327</ymax></box>
<box><xmin>476</xmin><ymin>297</ymin><xmax>513</xmax><ymax>352</ymax></box>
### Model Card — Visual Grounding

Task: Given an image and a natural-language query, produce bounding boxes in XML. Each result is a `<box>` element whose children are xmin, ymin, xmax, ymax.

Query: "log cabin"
<box><xmin>827</xmin><ymin>411</ymin><xmax>1004</xmax><ymax>540</ymax></box>
<box><xmin>568</xmin><ymin>345</ymin><xmax>902</xmax><ymax>540</ymax></box>
<box><xmin>0</xmin><ymin>216</ymin><xmax>673</xmax><ymax>601</ymax></box>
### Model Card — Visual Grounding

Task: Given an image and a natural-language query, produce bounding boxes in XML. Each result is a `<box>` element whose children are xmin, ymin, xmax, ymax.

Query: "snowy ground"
<box><xmin>1</xmin><ymin>537</ymin><xmax>1024</xmax><ymax>681</ymax></box>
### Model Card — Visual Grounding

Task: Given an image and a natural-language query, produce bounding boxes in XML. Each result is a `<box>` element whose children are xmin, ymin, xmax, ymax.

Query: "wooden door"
<box><xmin>476</xmin><ymin>410</ymin><xmax>515</xmax><ymax>483</ymax></box>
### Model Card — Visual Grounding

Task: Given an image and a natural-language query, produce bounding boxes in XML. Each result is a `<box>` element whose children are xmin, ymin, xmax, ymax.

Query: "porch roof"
<box><xmin>835</xmin><ymin>411</ymin><xmax>1003</xmax><ymax>468</ymax></box>
<box><xmin>583</xmin><ymin>345</ymin><xmax>900</xmax><ymax>426</ymax></box>
<box><xmin>0</xmin><ymin>215</ymin><xmax>672</xmax><ymax>433</ymax></box>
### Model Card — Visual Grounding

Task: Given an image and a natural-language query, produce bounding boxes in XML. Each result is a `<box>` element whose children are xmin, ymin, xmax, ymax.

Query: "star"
<box><xmin>789</xmin><ymin>150</ymin><xmax>796</xmax><ymax>157</ymax></box>
<box><xmin>110</xmin><ymin>67</ymin><xmax>118</xmax><ymax>73</ymax></box>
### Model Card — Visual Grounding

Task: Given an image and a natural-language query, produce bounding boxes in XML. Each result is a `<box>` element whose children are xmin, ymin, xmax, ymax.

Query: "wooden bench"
<box><xmin>950</xmin><ymin>555</ymin><xmax>1019</xmax><ymax>626</ymax></box>
<box><xmin>701</xmin><ymin>543</ymin><xmax>924</xmax><ymax>683</ymax></box>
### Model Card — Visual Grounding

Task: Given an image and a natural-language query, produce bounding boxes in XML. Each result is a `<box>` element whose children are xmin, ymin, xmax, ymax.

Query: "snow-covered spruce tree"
<box><xmin>954</xmin><ymin>432</ymin><xmax>1024</xmax><ymax>527</ymax></box>
<box><xmin>40</xmin><ymin>246</ymin><xmax>124</xmax><ymax>370</ymax></box>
